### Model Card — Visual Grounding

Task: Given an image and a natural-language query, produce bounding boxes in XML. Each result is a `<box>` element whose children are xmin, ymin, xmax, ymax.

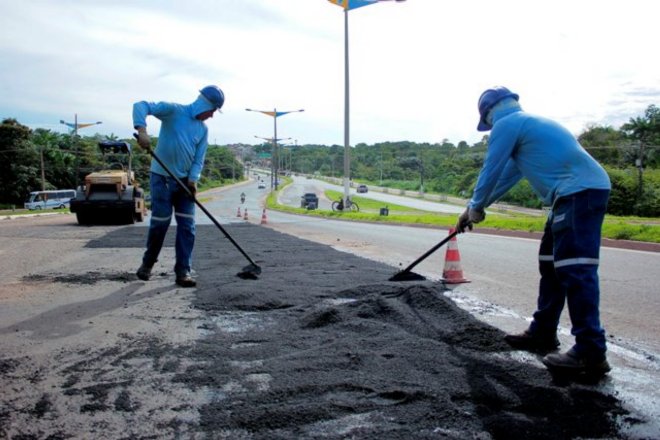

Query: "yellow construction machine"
<box><xmin>70</xmin><ymin>140</ymin><xmax>147</xmax><ymax>225</ymax></box>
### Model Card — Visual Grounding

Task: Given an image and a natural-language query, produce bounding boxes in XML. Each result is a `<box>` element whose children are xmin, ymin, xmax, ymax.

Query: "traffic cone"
<box><xmin>260</xmin><ymin>209</ymin><xmax>268</xmax><ymax>225</ymax></box>
<box><xmin>237</xmin><ymin>207</ymin><xmax>242</xmax><ymax>217</ymax></box>
<box><xmin>442</xmin><ymin>228</ymin><xmax>470</xmax><ymax>284</ymax></box>
<box><xmin>243</xmin><ymin>209</ymin><xmax>248</xmax><ymax>221</ymax></box>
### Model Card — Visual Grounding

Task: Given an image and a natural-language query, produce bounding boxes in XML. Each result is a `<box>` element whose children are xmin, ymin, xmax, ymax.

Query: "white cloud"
<box><xmin>1</xmin><ymin>0</ymin><xmax>658</xmax><ymax>145</ymax></box>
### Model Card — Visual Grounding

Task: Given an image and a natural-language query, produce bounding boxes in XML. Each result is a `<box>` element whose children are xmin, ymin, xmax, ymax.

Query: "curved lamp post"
<box><xmin>59</xmin><ymin>115</ymin><xmax>102</xmax><ymax>136</ymax></box>
<box><xmin>59</xmin><ymin>114</ymin><xmax>102</xmax><ymax>188</ymax></box>
<box><xmin>326</xmin><ymin>0</ymin><xmax>406</xmax><ymax>205</ymax></box>
<box><xmin>254</xmin><ymin>135</ymin><xmax>292</xmax><ymax>188</ymax></box>
<box><xmin>246</xmin><ymin>108</ymin><xmax>304</xmax><ymax>190</ymax></box>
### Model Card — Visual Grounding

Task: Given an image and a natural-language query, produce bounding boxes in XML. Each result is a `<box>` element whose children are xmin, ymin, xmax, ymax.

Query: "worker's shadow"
<box><xmin>0</xmin><ymin>281</ymin><xmax>179</xmax><ymax>340</ymax></box>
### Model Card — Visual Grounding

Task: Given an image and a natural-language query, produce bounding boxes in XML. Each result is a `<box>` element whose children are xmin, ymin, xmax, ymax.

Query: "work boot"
<box><xmin>175</xmin><ymin>274</ymin><xmax>197</xmax><ymax>288</ymax></box>
<box><xmin>504</xmin><ymin>330</ymin><xmax>560</xmax><ymax>353</ymax></box>
<box><xmin>136</xmin><ymin>264</ymin><xmax>152</xmax><ymax>281</ymax></box>
<box><xmin>542</xmin><ymin>348</ymin><xmax>611</xmax><ymax>375</ymax></box>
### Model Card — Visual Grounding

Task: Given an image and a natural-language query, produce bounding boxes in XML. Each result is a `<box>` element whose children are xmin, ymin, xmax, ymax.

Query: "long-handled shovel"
<box><xmin>389</xmin><ymin>229</ymin><xmax>459</xmax><ymax>281</ymax></box>
<box><xmin>134</xmin><ymin>134</ymin><xmax>261</xmax><ymax>279</ymax></box>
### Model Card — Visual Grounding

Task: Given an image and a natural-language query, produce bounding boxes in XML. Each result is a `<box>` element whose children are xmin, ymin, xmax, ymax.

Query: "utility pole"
<box><xmin>40</xmin><ymin>146</ymin><xmax>46</xmax><ymax>191</ymax></box>
<box><xmin>419</xmin><ymin>150</ymin><xmax>424</xmax><ymax>194</ymax></box>
<box><xmin>379</xmin><ymin>144</ymin><xmax>383</xmax><ymax>185</ymax></box>
<box><xmin>636</xmin><ymin>142</ymin><xmax>645</xmax><ymax>201</ymax></box>
<box><xmin>419</xmin><ymin>158</ymin><xmax>424</xmax><ymax>194</ymax></box>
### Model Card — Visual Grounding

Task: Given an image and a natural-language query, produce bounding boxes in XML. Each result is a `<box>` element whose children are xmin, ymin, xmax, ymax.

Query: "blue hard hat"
<box><xmin>199</xmin><ymin>85</ymin><xmax>225</xmax><ymax>110</ymax></box>
<box><xmin>477</xmin><ymin>86</ymin><xmax>519</xmax><ymax>131</ymax></box>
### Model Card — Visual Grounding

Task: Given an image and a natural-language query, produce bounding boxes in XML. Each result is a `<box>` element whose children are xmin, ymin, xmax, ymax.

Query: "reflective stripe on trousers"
<box><xmin>530</xmin><ymin>189</ymin><xmax>610</xmax><ymax>360</ymax></box>
<box><xmin>142</xmin><ymin>172</ymin><xmax>196</xmax><ymax>276</ymax></box>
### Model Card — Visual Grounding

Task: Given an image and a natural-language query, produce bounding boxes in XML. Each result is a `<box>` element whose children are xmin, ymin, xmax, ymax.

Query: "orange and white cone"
<box><xmin>237</xmin><ymin>207</ymin><xmax>242</xmax><ymax>217</ymax></box>
<box><xmin>243</xmin><ymin>209</ymin><xmax>248</xmax><ymax>221</ymax></box>
<box><xmin>442</xmin><ymin>228</ymin><xmax>470</xmax><ymax>284</ymax></box>
<box><xmin>260</xmin><ymin>209</ymin><xmax>268</xmax><ymax>225</ymax></box>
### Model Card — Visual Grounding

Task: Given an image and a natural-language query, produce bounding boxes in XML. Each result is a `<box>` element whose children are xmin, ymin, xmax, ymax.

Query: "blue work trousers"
<box><xmin>142</xmin><ymin>172</ymin><xmax>196</xmax><ymax>277</ymax></box>
<box><xmin>529</xmin><ymin>189</ymin><xmax>610</xmax><ymax>360</ymax></box>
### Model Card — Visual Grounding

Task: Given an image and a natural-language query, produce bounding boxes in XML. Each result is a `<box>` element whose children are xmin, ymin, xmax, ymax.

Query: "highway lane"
<box><xmin>278</xmin><ymin>174</ymin><xmax>465</xmax><ymax>213</ymax></box>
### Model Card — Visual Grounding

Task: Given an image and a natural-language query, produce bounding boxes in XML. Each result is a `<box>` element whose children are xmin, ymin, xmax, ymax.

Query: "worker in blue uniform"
<box><xmin>457</xmin><ymin>86</ymin><xmax>612</xmax><ymax>375</ymax></box>
<box><xmin>133</xmin><ymin>85</ymin><xmax>225</xmax><ymax>288</ymax></box>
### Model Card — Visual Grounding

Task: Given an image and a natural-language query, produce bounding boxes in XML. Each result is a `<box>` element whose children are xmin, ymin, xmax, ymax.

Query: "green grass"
<box><xmin>265</xmin><ymin>184</ymin><xmax>660</xmax><ymax>243</ymax></box>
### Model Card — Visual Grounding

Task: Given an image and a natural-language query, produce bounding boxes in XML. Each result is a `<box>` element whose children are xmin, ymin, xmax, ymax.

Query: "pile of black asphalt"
<box><xmin>91</xmin><ymin>224</ymin><xmax>632</xmax><ymax>439</ymax></box>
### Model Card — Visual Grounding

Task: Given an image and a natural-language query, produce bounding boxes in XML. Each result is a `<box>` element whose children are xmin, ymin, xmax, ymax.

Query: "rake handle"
<box><xmin>400</xmin><ymin>229</ymin><xmax>459</xmax><ymax>274</ymax></box>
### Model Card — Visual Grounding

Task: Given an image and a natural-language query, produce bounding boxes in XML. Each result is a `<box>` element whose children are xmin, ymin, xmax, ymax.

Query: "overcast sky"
<box><xmin>1</xmin><ymin>0</ymin><xmax>658</xmax><ymax>147</ymax></box>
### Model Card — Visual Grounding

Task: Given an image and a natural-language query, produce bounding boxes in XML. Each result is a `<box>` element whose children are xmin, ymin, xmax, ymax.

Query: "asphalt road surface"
<box><xmin>1</xmin><ymin>180</ymin><xmax>658</xmax><ymax>438</ymax></box>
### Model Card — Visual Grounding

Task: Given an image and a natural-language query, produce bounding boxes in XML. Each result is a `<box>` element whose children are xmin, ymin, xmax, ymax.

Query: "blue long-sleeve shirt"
<box><xmin>133</xmin><ymin>94</ymin><xmax>215</xmax><ymax>182</ymax></box>
<box><xmin>469</xmin><ymin>105</ymin><xmax>611</xmax><ymax>210</ymax></box>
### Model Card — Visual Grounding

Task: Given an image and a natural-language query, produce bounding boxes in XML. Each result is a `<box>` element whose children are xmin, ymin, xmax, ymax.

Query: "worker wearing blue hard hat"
<box><xmin>457</xmin><ymin>86</ymin><xmax>612</xmax><ymax>376</ymax></box>
<box><xmin>133</xmin><ymin>85</ymin><xmax>225</xmax><ymax>288</ymax></box>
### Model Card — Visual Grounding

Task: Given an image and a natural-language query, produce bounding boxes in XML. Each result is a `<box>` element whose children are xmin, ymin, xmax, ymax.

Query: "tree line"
<box><xmin>2</xmin><ymin>104</ymin><xmax>658</xmax><ymax>216</ymax></box>
<box><xmin>0</xmin><ymin>118</ymin><xmax>243</xmax><ymax>208</ymax></box>
<box><xmin>251</xmin><ymin>105</ymin><xmax>659</xmax><ymax>217</ymax></box>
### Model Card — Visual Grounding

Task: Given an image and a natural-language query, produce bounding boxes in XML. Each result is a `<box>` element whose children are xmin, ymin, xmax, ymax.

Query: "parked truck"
<box><xmin>70</xmin><ymin>141</ymin><xmax>147</xmax><ymax>225</ymax></box>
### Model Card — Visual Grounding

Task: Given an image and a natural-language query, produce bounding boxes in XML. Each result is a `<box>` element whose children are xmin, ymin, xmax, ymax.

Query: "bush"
<box><xmin>605</xmin><ymin>168</ymin><xmax>637</xmax><ymax>215</ymax></box>
<box><xmin>636</xmin><ymin>186</ymin><xmax>660</xmax><ymax>217</ymax></box>
<box><xmin>605</xmin><ymin>167</ymin><xmax>660</xmax><ymax>216</ymax></box>
<box><xmin>498</xmin><ymin>180</ymin><xmax>543</xmax><ymax>209</ymax></box>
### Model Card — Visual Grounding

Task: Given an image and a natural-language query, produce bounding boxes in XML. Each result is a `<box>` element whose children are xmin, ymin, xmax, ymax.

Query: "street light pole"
<box><xmin>246</xmin><ymin>108</ymin><xmax>303</xmax><ymax>190</ymax></box>
<box><xmin>255</xmin><ymin>135</ymin><xmax>291</xmax><ymax>189</ymax></box>
<box><xmin>343</xmin><ymin>7</ymin><xmax>351</xmax><ymax>206</ymax></box>
<box><xmin>328</xmin><ymin>0</ymin><xmax>406</xmax><ymax>206</ymax></box>
<box><xmin>60</xmin><ymin>115</ymin><xmax>102</xmax><ymax>189</ymax></box>
<box><xmin>273</xmin><ymin>111</ymin><xmax>280</xmax><ymax>187</ymax></box>
<box><xmin>60</xmin><ymin>114</ymin><xmax>102</xmax><ymax>136</ymax></box>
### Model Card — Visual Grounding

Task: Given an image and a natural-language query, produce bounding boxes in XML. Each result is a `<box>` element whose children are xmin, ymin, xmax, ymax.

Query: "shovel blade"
<box><xmin>237</xmin><ymin>263</ymin><xmax>261</xmax><ymax>280</ymax></box>
<box><xmin>389</xmin><ymin>270</ymin><xmax>426</xmax><ymax>282</ymax></box>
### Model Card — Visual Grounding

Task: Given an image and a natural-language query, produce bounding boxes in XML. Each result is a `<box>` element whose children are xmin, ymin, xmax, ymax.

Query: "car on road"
<box><xmin>258</xmin><ymin>181</ymin><xmax>266</xmax><ymax>189</ymax></box>
<box><xmin>300</xmin><ymin>192</ymin><xmax>319</xmax><ymax>210</ymax></box>
<box><xmin>357</xmin><ymin>184</ymin><xmax>368</xmax><ymax>193</ymax></box>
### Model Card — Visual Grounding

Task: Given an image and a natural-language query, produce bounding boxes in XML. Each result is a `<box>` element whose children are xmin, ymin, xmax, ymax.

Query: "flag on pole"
<box><xmin>251</xmin><ymin>110</ymin><xmax>301</xmax><ymax>118</ymax></box>
<box><xmin>327</xmin><ymin>0</ymin><xmax>380</xmax><ymax>11</ymax></box>
<box><xmin>59</xmin><ymin>120</ymin><xmax>102</xmax><ymax>131</ymax></box>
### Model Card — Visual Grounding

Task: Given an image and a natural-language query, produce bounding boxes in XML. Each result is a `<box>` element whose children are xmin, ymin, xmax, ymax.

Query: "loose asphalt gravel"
<box><xmin>0</xmin><ymin>220</ymin><xmax>650</xmax><ymax>439</ymax></box>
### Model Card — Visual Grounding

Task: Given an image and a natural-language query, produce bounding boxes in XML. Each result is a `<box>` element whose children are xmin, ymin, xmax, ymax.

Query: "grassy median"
<box><xmin>265</xmin><ymin>181</ymin><xmax>660</xmax><ymax>243</ymax></box>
